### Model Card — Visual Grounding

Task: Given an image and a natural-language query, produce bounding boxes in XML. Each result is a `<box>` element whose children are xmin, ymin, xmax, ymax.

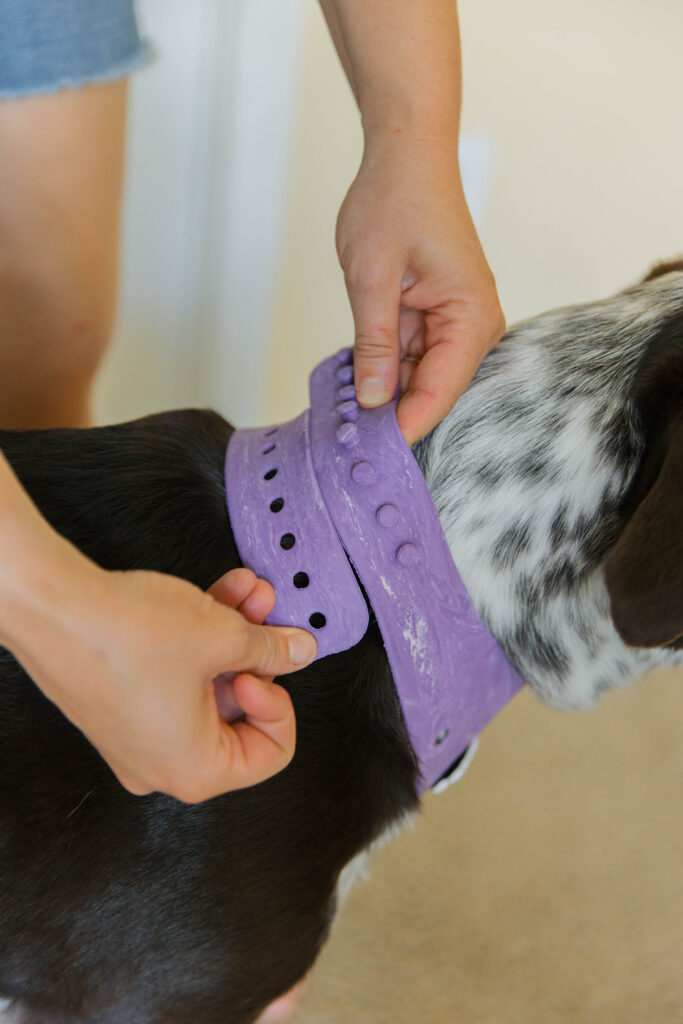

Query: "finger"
<box><xmin>217</xmin><ymin>675</ymin><xmax>296</xmax><ymax>788</ymax></box>
<box><xmin>122</xmin><ymin>676</ymin><xmax>295</xmax><ymax>803</ymax></box>
<box><xmin>398</xmin><ymin>356</ymin><xmax>418</xmax><ymax>396</ymax></box>
<box><xmin>220</xmin><ymin>619</ymin><xmax>317</xmax><ymax>679</ymax></box>
<box><xmin>396</xmin><ymin>335</ymin><xmax>483</xmax><ymax>445</ymax></box>
<box><xmin>399</xmin><ymin>305</ymin><xmax>425</xmax><ymax>355</ymax></box>
<box><xmin>232</xmin><ymin>674</ymin><xmax>294</xmax><ymax>733</ymax></box>
<box><xmin>238</xmin><ymin>579</ymin><xmax>276</xmax><ymax>624</ymax></box>
<box><xmin>213</xmin><ymin>672</ymin><xmax>245</xmax><ymax>723</ymax></box>
<box><xmin>209</xmin><ymin>570</ymin><xmax>276</xmax><ymax>624</ymax></box>
<box><xmin>345</xmin><ymin>267</ymin><xmax>402</xmax><ymax>408</ymax></box>
<box><xmin>208</xmin><ymin>568</ymin><xmax>258</xmax><ymax>609</ymax></box>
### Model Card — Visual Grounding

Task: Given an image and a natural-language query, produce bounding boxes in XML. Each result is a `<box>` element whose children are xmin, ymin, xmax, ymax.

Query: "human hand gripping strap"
<box><xmin>225</xmin><ymin>349</ymin><xmax>524</xmax><ymax>793</ymax></box>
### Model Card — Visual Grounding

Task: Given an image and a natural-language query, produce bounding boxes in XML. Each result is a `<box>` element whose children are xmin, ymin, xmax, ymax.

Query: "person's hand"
<box><xmin>0</xmin><ymin>451</ymin><xmax>316</xmax><ymax>802</ymax></box>
<box><xmin>336</xmin><ymin>132</ymin><xmax>506</xmax><ymax>445</ymax></box>
<box><xmin>2</xmin><ymin>555</ymin><xmax>316</xmax><ymax>802</ymax></box>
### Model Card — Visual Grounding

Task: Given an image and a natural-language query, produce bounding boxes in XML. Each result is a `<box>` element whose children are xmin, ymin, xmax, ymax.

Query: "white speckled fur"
<box><xmin>416</xmin><ymin>270</ymin><xmax>683</xmax><ymax>710</ymax></box>
<box><xmin>332</xmin><ymin>272</ymin><xmax>683</xmax><ymax>922</ymax></box>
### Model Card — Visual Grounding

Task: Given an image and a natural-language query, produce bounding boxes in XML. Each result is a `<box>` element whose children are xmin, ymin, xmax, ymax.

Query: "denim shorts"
<box><xmin>0</xmin><ymin>0</ymin><xmax>150</xmax><ymax>98</ymax></box>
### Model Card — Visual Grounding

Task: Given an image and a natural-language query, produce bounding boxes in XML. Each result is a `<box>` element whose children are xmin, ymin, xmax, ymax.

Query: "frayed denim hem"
<box><xmin>0</xmin><ymin>41</ymin><xmax>154</xmax><ymax>100</ymax></box>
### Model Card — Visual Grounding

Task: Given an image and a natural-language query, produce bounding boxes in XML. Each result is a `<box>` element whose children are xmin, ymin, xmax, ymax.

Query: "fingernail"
<box><xmin>356</xmin><ymin>376</ymin><xmax>392</xmax><ymax>407</ymax></box>
<box><xmin>286</xmin><ymin>630</ymin><xmax>317</xmax><ymax>666</ymax></box>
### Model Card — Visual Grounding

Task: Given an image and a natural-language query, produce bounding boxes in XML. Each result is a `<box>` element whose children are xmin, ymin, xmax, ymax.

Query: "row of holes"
<box><xmin>261</xmin><ymin>432</ymin><xmax>327</xmax><ymax>630</ymax></box>
<box><xmin>260</xmin><ymin>403</ymin><xmax>450</xmax><ymax>750</ymax></box>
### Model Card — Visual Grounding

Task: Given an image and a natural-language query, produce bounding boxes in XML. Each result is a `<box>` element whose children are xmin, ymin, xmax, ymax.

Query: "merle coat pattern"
<box><xmin>0</xmin><ymin>264</ymin><xmax>681</xmax><ymax>1024</ymax></box>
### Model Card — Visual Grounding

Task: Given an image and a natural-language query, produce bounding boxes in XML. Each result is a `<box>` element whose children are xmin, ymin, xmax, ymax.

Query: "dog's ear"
<box><xmin>605</xmin><ymin>301</ymin><xmax>682</xmax><ymax>649</ymax></box>
<box><xmin>605</xmin><ymin>414</ymin><xmax>683</xmax><ymax>647</ymax></box>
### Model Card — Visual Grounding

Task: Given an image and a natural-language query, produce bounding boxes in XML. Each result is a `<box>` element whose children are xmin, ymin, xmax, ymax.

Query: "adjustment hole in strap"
<box><xmin>270</xmin><ymin>497</ymin><xmax>284</xmax><ymax>513</ymax></box>
<box><xmin>309</xmin><ymin>612</ymin><xmax>326</xmax><ymax>629</ymax></box>
<box><xmin>263</xmin><ymin>468</ymin><xmax>278</xmax><ymax>480</ymax></box>
<box><xmin>264</xmin><ymin>428</ymin><xmax>278</xmax><ymax>436</ymax></box>
<box><xmin>293</xmin><ymin>572</ymin><xmax>310</xmax><ymax>589</ymax></box>
<box><xmin>280</xmin><ymin>533</ymin><xmax>296</xmax><ymax>550</ymax></box>
<box><xmin>261</xmin><ymin>443</ymin><xmax>276</xmax><ymax>455</ymax></box>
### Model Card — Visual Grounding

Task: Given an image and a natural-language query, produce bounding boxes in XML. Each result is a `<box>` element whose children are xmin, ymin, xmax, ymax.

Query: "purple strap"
<box><xmin>225</xmin><ymin>409</ymin><xmax>369</xmax><ymax>650</ymax></box>
<box><xmin>225</xmin><ymin>350</ymin><xmax>524</xmax><ymax>793</ymax></box>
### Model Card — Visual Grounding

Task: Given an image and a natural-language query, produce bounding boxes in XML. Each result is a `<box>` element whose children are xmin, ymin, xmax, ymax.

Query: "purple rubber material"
<box><xmin>225</xmin><ymin>410</ymin><xmax>370</xmax><ymax>653</ymax></box>
<box><xmin>225</xmin><ymin>349</ymin><xmax>524</xmax><ymax>793</ymax></box>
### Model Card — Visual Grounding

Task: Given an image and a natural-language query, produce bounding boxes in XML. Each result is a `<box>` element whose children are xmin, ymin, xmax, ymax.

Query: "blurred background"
<box><xmin>95</xmin><ymin>1</ymin><xmax>682</xmax><ymax>1021</ymax></box>
<box><xmin>95</xmin><ymin>0</ymin><xmax>683</xmax><ymax>428</ymax></box>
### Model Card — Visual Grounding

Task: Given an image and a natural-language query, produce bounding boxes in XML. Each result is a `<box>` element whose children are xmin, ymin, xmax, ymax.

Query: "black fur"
<box><xmin>1</xmin><ymin>264</ymin><xmax>681</xmax><ymax>1022</ymax></box>
<box><xmin>0</xmin><ymin>412</ymin><xmax>418</xmax><ymax>1024</ymax></box>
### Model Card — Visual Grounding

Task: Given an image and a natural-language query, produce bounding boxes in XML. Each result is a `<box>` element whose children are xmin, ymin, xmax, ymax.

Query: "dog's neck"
<box><xmin>416</xmin><ymin>276</ymin><xmax>683</xmax><ymax>709</ymax></box>
<box><xmin>226</xmin><ymin>353</ymin><xmax>524</xmax><ymax>790</ymax></box>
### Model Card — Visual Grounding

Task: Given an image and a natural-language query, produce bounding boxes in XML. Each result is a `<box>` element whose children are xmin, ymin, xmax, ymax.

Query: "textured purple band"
<box><xmin>225</xmin><ymin>350</ymin><xmax>524</xmax><ymax>792</ymax></box>
<box><xmin>225</xmin><ymin>409</ymin><xmax>370</xmax><ymax>652</ymax></box>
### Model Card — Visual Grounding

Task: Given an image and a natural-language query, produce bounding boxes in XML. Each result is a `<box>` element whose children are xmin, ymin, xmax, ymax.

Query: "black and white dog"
<box><xmin>0</xmin><ymin>262</ymin><xmax>681</xmax><ymax>1024</ymax></box>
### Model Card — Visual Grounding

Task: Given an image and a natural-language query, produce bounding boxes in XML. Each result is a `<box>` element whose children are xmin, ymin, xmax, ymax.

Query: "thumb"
<box><xmin>224</xmin><ymin>618</ymin><xmax>318</xmax><ymax>679</ymax></box>
<box><xmin>346</xmin><ymin>268</ymin><xmax>402</xmax><ymax>409</ymax></box>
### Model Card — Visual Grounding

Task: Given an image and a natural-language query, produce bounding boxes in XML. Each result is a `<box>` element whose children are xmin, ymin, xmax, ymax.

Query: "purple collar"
<box><xmin>225</xmin><ymin>350</ymin><xmax>524</xmax><ymax>793</ymax></box>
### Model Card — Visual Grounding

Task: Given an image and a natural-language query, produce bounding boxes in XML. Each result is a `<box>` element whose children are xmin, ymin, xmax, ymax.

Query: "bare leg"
<box><xmin>0</xmin><ymin>80</ymin><xmax>127</xmax><ymax>429</ymax></box>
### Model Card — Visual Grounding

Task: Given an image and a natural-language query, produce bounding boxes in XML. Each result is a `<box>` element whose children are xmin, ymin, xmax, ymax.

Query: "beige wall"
<box><xmin>94</xmin><ymin>0</ymin><xmax>306</xmax><ymax>427</ymax></box>
<box><xmin>265</xmin><ymin>0</ymin><xmax>683</xmax><ymax>423</ymax></box>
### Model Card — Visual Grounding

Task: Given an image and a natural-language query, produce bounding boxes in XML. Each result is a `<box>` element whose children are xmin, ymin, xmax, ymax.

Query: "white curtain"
<box><xmin>95</xmin><ymin>0</ymin><xmax>306</xmax><ymax>427</ymax></box>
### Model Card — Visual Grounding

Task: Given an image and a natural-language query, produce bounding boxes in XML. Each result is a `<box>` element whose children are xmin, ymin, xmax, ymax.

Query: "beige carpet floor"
<box><xmin>294</xmin><ymin>668</ymin><xmax>683</xmax><ymax>1024</ymax></box>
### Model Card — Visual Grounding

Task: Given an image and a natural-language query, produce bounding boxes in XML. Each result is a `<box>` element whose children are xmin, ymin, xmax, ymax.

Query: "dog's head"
<box><xmin>605</xmin><ymin>259</ymin><xmax>683</xmax><ymax>650</ymax></box>
<box><xmin>420</xmin><ymin>259</ymin><xmax>683</xmax><ymax>709</ymax></box>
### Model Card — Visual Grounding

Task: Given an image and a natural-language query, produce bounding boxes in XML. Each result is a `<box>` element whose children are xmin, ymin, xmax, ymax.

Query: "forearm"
<box><xmin>318</xmin><ymin>1</ymin><xmax>503</xmax><ymax>444</ymax></box>
<box><xmin>0</xmin><ymin>450</ymin><xmax>99</xmax><ymax>650</ymax></box>
<box><xmin>318</xmin><ymin>0</ymin><xmax>462</xmax><ymax>142</ymax></box>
